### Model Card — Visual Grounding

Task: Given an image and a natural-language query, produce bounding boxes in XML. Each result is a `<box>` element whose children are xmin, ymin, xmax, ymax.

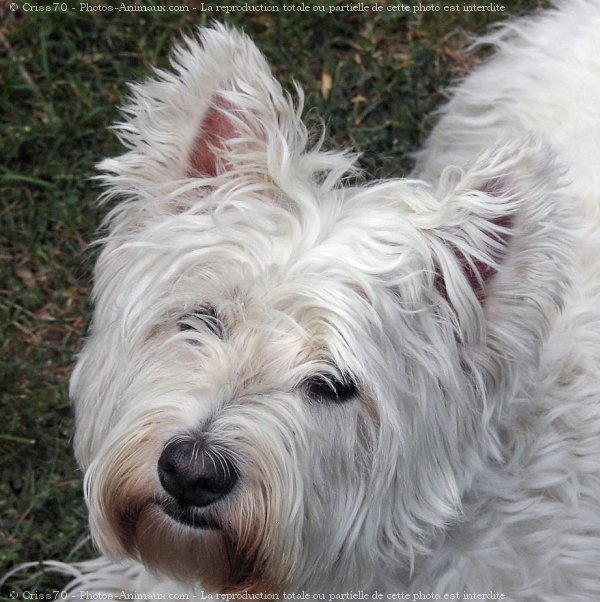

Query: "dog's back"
<box><xmin>416</xmin><ymin>0</ymin><xmax>600</xmax><ymax>206</ymax></box>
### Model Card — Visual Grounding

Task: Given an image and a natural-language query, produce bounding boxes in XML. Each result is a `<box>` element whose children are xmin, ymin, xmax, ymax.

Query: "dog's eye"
<box><xmin>177</xmin><ymin>304</ymin><xmax>223</xmax><ymax>338</ymax></box>
<box><xmin>303</xmin><ymin>374</ymin><xmax>358</xmax><ymax>403</ymax></box>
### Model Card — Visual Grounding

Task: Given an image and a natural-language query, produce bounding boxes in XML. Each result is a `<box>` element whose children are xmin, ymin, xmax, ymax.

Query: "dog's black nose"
<box><xmin>157</xmin><ymin>439</ymin><xmax>238</xmax><ymax>508</ymax></box>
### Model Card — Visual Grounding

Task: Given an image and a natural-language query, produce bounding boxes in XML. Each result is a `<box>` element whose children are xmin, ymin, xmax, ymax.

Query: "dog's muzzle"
<box><xmin>157</xmin><ymin>438</ymin><xmax>239</xmax><ymax>526</ymax></box>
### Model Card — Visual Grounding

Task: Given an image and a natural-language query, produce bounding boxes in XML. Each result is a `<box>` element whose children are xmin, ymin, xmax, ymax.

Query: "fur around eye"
<box><xmin>303</xmin><ymin>374</ymin><xmax>358</xmax><ymax>403</ymax></box>
<box><xmin>177</xmin><ymin>304</ymin><xmax>222</xmax><ymax>338</ymax></box>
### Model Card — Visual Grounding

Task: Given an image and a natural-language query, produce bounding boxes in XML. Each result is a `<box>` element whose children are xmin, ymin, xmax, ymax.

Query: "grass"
<box><xmin>0</xmin><ymin>0</ymin><xmax>547</xmax><ymax>596</ymax></box>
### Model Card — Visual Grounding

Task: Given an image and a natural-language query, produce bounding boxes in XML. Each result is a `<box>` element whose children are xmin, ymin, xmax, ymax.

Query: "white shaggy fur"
<box><xmin>29</xmin><ymin>2</ymin><xmax>600</xmax><ymax>599</ymax></box>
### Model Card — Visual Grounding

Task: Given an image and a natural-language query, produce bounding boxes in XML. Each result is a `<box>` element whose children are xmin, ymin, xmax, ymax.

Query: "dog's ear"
<box><xmin>429</xmin><ymin>138</ymin><xmax>576</xmax><ymax>365</ymax></box>
<box><xmin>188</xmin><ymin>96</ymin><xmax>239</xmax><ymax>178</ymax></box>
<box><xmin>99</xmin><ymin>25</ymin><xmax>304</xmax><ymax>193</ymax></box>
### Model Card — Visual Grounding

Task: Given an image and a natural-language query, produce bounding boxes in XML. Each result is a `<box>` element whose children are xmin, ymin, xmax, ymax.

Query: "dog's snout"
<box><xmin>157</xmin><ymin>439</ymin><xmax>238</xmax><ymax>508</ymax></box>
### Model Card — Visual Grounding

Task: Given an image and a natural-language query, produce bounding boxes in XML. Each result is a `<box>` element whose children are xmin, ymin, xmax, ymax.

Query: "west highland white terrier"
<box><xmin>36</xmin><ymin>1</ymin><xmax>600</xmax><ymax>600</ymax></box>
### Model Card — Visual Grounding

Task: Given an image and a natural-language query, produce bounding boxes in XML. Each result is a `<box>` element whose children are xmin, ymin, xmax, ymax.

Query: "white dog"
<box><xmin>51</xmin><ymin>2</ymin><xmax>600</xmax><ymax>599</ymax></box>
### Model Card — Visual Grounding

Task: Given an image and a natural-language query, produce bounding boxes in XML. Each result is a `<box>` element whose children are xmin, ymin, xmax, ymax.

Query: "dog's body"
<box><xmin>59</xmin><ymin>2</ymin><xmax>600</xmax><ymax>600</ymax></box>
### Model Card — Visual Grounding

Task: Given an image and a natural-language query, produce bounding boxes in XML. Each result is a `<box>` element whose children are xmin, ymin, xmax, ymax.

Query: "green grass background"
<box><xmin>1</xmin><ymin>0</ymin><xmax>546</xmax><ymax>595</ymax></box>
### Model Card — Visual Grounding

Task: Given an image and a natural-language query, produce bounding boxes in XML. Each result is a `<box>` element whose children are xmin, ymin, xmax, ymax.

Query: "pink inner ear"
<box><xmin>436</xmin><ymin>175</ymin><xmax>514</xmax><ymax>305</ymax></box>
<box><xmin>435</xmin><ymin>214</ymin><xmax>513</xmax><ymax>306</ymax></box>
<box><xmin>189</xmin><ymin>99</ymin><xmax>237</xmax><ymax>177</ymax></box>
<box><xmin>462</xmin><ymin>214</ymin><xmax>513</xmax><ymax>302</ymax></box>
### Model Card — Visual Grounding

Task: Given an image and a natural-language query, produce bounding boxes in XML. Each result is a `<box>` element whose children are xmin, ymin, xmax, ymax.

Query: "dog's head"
<box><xmin>71</xmin><ymin>25</ymin><xmax>575</xmax><ymax>593</ymax></box>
